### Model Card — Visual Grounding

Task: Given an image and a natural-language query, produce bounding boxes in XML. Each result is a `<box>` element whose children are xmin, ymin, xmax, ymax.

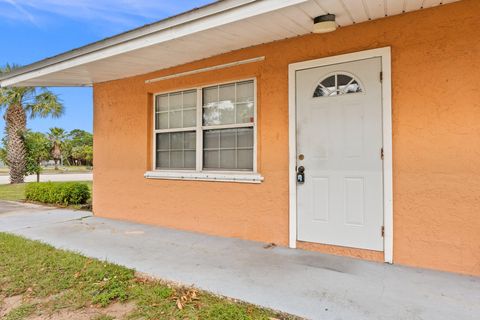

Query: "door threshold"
<box><xmin>296</xmin><ymin>240</ymin><xmax>385</xmax><ymax>263</ymax></box>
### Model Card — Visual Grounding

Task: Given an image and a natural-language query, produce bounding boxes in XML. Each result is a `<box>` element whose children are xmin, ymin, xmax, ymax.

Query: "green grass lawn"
<box><xmin>0</xmin><ymin>181</ymin><xmax>92</xmax><ymax>203</ymax></box>
<box><xmin>41</xmin><ymin>166</ymin><xmax>92</xmax><ymax>174</ymax></box>
<box><xmin>0</xmin><ymin>233</ymin><xmax>298</xmax><ymax>320</ymax></box>
<box><xmin>0</xmin><ymin>183</ymin><xmax>28</xmax><ymax>201</ymax></box>
<box><xmin>0</xmin><ymin>166</ymin><xmax>92</xmax><ymax>176</ymax></box>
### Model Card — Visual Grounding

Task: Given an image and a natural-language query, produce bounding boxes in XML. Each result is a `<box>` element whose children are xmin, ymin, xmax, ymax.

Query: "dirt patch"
<box><xmin>1</xmin><ymin>292</ymin><xmax>135</xmax><ymax>320</ymax></box>
<box><xmin>0</xmin><ymin>294</ymin><xmax>24</xmax><ymax>317</ymax></box>
<box><xmin>28</xmin><ymin>307</ymin><xmax>96</xmax><ymax>320</ymax></box>
<box><xmin>103</xmin><ymin>301</ymin><xmax>136</xmax><ymax>318</ymax></box>
<box><xmin>27</xmin><ymin>301</ymin><xmax>136</xmax><ymax>320</ymax></box>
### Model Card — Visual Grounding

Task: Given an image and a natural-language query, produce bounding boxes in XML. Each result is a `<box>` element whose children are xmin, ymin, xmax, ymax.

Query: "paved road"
<box><xmin>0</xmin><ymin>201</ymin><xmax>478</xmax><ymax>320</ymax></box>
<box><xmin>0</xmin><ymin>173</ymin><xmax>92</xmax><ymax>184</ymax></box>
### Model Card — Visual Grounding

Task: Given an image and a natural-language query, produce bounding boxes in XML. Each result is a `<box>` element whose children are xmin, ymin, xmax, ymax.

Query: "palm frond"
<box><xmin>26</xmin><ymin>89</ymin><xmax>64</xmax><ymax>119</ymax></box>
<box><xmin>1</xmin><ymin>64</ymin><xmax>36</xmax><ymax>110</ymax></box>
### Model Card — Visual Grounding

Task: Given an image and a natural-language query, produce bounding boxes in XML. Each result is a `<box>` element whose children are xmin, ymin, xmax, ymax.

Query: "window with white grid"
<box><xmin>154</xmin><ymin>79</ymin><xmax>256</xmax><ymax>172</ymax></box>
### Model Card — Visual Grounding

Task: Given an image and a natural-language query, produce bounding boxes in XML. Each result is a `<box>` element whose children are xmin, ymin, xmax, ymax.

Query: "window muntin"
<box><xmin>203</xmin><ymin>128</ymin><xmax>254</xmax><ymax>171</ymax></box>
<box><xmin>154</xmin><ymin>79</ymin><xmax>256</xmax><ymax>173</ymax></box>
<box><xmin>155</xmin><ymin>89</ymin><xmax>197</xmax><ymax>129</ymax></box>
<box><xmin>155</xmin><ymin>132</ymin><xmax>196</xmax><ymax>169</ymax></box>
<box><xmin>202</xmin><ymin>81</ymin><xmax>254</xmax><ymax>126</ymax></box>
<box><xmin>313</xmin><ymin>72</ymin><xmax>363</xmax><ymax>97</ymax></box>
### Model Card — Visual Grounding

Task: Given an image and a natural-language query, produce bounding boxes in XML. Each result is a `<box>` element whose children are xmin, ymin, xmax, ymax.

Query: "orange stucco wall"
<box><xmin>93</xmin><ymin>0</ymin><xmax>480</xmax><ymax>276</ymax></box>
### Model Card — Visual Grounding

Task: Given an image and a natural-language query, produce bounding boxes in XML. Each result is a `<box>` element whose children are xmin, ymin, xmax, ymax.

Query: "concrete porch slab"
<box><xmin>0</xmin><ymin>202</ymin><xmax>478</xmax><ymax>320</ymax></box>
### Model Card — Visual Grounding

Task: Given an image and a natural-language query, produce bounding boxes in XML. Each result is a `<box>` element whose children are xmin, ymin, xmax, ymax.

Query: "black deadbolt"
<box><xmin>297</xmin><ymin>166</ymin><xmax>305</xmax><ymax>184</ymax></box>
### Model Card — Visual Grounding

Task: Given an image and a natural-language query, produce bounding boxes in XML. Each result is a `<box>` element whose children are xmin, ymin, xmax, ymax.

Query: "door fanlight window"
<box><xmin>313</xmin><ymin>72</ymin><xmax>363</xmax><ymax>97</ymax></box>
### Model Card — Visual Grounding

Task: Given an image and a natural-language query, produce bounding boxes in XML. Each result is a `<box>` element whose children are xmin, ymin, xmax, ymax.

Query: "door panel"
<box><xmin>312</xmin><ymin>177</ymin><xmax>329</xmax><ymax>222</ymax></box>
<box><xmin>296</xmin><ymin>57</ymin><xmax>384</xmax><ymax>251</ymax></box>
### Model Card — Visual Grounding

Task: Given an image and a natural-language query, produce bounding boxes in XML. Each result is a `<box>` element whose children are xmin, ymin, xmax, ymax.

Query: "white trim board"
<box><xmin>145</xmin><ymin>171</ymin><xmax>264</xmax><ymax>183</ymax></box>
<box><xmin>146</xmin><ymin>56</ymin><xmax>265</xmax><ymax>83</ymax></box>
<box><xmin>288</xmin><ymin>47</ymin><xmax>393</xmax><ymax>263</ymax></box>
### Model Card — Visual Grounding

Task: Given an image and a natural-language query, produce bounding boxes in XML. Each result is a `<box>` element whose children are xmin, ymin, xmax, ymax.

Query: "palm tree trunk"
<box><xmin>6</xmin><ymin>104</ymin><xmax>27</xmax><ymax>184</ymax></box>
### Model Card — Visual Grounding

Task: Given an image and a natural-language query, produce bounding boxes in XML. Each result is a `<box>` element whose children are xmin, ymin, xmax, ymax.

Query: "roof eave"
<box><xmin>0</xmin><ymin>0</ymin><xmax>274</xmax><ymax>87</ymax></box>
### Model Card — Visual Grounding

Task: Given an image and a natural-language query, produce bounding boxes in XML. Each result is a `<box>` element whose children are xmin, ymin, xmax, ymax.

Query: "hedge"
<box><xmin>25</xmin><ymin>182</ymin><xmax>90</xmax><ymax>205</ymax></box>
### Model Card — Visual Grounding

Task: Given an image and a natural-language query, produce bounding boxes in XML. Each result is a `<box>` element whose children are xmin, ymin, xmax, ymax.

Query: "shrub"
<box><xmin>25</xmin><ymin>182</ymin><xmax>90</xmax><ymax>205</ymax></box>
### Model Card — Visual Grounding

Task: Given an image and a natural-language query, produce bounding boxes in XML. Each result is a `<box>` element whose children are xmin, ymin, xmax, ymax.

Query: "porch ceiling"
<box><xmin>0</xmin><ymin>0</ymin><xmax>458</xmax><ymax>87</ymax></box>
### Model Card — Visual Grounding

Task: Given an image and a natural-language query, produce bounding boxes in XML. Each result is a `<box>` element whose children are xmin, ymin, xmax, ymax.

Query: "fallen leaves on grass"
<box><xmin>174</xmin><ymin>288</ymin><xmax>199</xmax><ymax>310</ymax></box>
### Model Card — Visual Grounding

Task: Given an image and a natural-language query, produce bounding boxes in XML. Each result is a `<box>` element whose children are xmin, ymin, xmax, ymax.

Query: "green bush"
<box><xmin>25</xmin><ymin>182</ymin><xmax>90</xmax><ymax>205</ymax></box>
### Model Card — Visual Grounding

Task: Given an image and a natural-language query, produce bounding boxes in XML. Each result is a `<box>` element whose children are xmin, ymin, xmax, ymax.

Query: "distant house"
<box><xmin>1</xmin><ymin>0</ymin><xmax>478</xmax><ymax>276</ymax></box>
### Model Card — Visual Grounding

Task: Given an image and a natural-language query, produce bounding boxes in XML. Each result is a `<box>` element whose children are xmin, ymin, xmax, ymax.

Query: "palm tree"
<box><xmin>0</xmin><ymin>64</ymin><xmax>64</xmax><ymax>183</ymax></box>
<box><xmin>48</xmin><ymin>127</ymin><xmax>66</xmax><ymax>170</ymax></box>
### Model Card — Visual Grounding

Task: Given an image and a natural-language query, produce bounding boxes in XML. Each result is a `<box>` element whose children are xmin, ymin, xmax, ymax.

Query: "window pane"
<box><xmin>203</xmin><ymin>101</ymin><xmax>235</xmax><ymax>126</ymax></box>
<box><xmin>156</xmin><ymin>132</ymin><xmax>196</xmax><ymax>170</ymax></box>
<box><xmin>237</xmin><ymin>149</ymin><xmax>253</xmax><ymax>170</ymax></box>
<box><xmin>158</xmin><ymin>113</ymin><xmax>168</xmax><ymax>129</ymax></box>
<box><xmin>220</xmin><ymin>150</ymin><xmax>236</xmax><ymax>169</ymax></box>
<box><xmin>218</xmin><ymin>101</ymin><xmax>235</xmax><ymax>125</ymax></box>
<box><xmin>337</xmin><ymin>74</ymin><xmax>353</xmax><ymax>87</ymax></box>
<box><xmin>170</xmin><ymin>151</ymin><xmax>183</xmax><ymax>168</ymax></box>
<box><xmin>237</xmin><ymin>128</ymin><xmax>253</xmax><ymax>148</ymax></box>
<box><xmin>155</xmin><ymin>113</ymin><xmax>160</xmax><ymax>130</ymax></box>
<box><xmin>183</xmin><ymin>110</ymin><xmax>196</xmax><ymax>128</ymax></box>
<box><xmin>203</xmin><ymin>86</ymin><xmax>218</xmax><ymax>104</ymax></box>
<box><xmin>204</xmin><ymin>150</ymin><xmax>219</xmax><ymax>169</ymax></box>
<box><xmin>157</xmin><ymin>95</ymin><xmax>168</xmax><ymax>111</ymax></box>
<box><xmin>342</xmin><ymin>80</ymin><xmax>362</xmax><ymax>94</ymax></box>
<box><xmin>184</xmin><ymin>132</ymin><xmax>196</xmax><ymax>149</ymax></box>
<box><xmin>321</xmin><ymin>75</ymin><xmax>336</xmax><ymax>89</ymax></box>
<box><xmin>202</xmin><ymin>103</ymin><xmax>218</xmax><ymax>126</ymax></box>
<box><xmin>157</xmin><ymin>133</ymin><xmax>170</xmax><ymax>150</ymax></box>
<box><xmin>313</xmin><ymin>85</ymin><xmax>329</xmax><ymax>97</ymax></box>
<box><xmin>183</xmin><ymin>90</ymin><xmax>197</xmax><ymax>108</ymax></box>
<box><xmin>204</xmin><ymin>130</ymin><xmax>219</xmax><ymax>149</ymax></box>
<box><xmin>184</xmin><ymin>151</ymin><xmax>196</xmax><ymax>168</ymax></box>
<box><xmin>236</xmin><ymin>81</ymin><xmax>254</xmax><ymax>102</ymax></box>
<box><xmin>219</xmin><ymin>83</ymin><xmax>235</xmax><ymax>103</ymax></box>
<box><xmin>220</xmin><ymin>129</ymin><xmax>236</xmax><ymax>148</ymax></box>
<box><xmin>202</xmin><ymin>81</ymin><xmax>255</xmax><ymax>126</ymax></box>
<box><xmin>169</xmin><ymin>92</ymin><xmax>182</xmax><ymax>110</ymax></box>
<box><xmin>203</xmin><ymin>128</ymin><xmax>254</xmax><ymax>171</ymax></box>
<box><xmin>155</xmin><ymin>89</ymin><xmax>198</xmax><ymax>130</ymax></box>
<box><xmin>170</xmin><ymin>132</ymin><xmax>184</xmax><ymax>150</ymax></box>
<box><xmin>236</xmin><ymin>102</ymin><xmax>254</xmax><ymax>124</ymax></box>
<box><xmin>169</xmin><ymin>111</ymin><xmax>182</xmax><ymax>128</ymax></box>
<box><xmin>157</xmin><ymin>151</ymin><xmax>169</xmax><ymax>168</ymax></box>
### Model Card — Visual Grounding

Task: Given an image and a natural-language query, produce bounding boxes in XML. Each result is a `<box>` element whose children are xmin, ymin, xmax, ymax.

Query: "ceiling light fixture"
<box><xmin>313</xmin><ymin>14</ymin><xmax>337</xmax><ymax>34</ymax></box>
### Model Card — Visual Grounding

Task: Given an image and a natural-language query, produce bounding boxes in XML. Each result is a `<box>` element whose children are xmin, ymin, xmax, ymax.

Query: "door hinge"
<box><xmin>380</xmin><ymin>147</ymin><xmax>384</xmax><ymax>160</ymax></box>
<box><xmin>381</xmin><ymin>226</ymin><xmax>385</xmax><ymax>237</ymax></box>
<box><xmin>380</xmin><ymin>71</ymin><xmax>383</xmax><ymax>82</ymax></box>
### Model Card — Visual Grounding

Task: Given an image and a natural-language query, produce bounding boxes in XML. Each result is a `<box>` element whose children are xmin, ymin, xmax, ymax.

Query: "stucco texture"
<box><xmin>93</xmin><ymin>0</ymin><xmax>480</xmax><ymax>276</ymax></box>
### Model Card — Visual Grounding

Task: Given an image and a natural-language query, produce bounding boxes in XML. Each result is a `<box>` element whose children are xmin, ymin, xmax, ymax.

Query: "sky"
<box><xmin>0</xmin><ymin>0</ymin><xmax>213</xmax><ymax>135</ymax></box>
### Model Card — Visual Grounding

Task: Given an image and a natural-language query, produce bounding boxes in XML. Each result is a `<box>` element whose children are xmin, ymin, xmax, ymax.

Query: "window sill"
<box><xmin>144</xmin><ymin>171</ymin><xmax>264</xmax><ymax>184</ymax></box>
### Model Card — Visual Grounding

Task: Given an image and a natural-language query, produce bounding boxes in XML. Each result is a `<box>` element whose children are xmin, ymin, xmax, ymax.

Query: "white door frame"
<box><xmin>288</xmin><ymin>47</ymin><xmax>393</xmax><ymax>263</ymax></box>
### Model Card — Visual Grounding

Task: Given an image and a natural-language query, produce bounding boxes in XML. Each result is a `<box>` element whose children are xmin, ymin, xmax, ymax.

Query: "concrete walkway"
<box><xmin>0</xmin><ymin>173</ymin><xmax>92</xmax><ymax>184</ymax></box>
<box><xmin>0</xmin><ymin>202</ymin><xmax>478</xmax><ymax>320</ymax></box>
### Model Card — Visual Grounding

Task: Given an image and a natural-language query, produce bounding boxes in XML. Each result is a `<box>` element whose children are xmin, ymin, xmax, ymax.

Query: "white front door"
<box><xmin>296</xmin><ymin>57</ymin><xmax>384</xmax><ymax>251</ymax></box>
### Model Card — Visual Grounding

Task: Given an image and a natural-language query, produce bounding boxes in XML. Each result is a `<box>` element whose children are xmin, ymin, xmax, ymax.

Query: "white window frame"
<box><xmin>145</xmin><ymin>78</ymin><xmax>264</xmax><ymax>183</ymax></box>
